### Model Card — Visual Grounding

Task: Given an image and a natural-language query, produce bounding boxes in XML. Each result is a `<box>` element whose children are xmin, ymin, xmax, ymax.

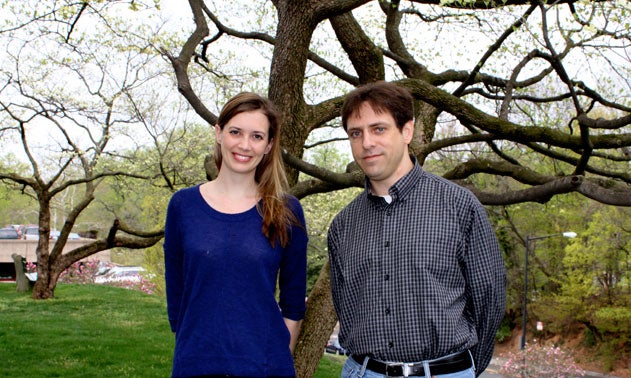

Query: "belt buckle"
<box><xmin>402</xmin><ymin>363</ymin><xmax>412</xmax><ymax>377</ymax></box>
<box><xmin>386</xmin><ymin>362</ymin><xmax>413</xmax><ymax>378</ymax></box>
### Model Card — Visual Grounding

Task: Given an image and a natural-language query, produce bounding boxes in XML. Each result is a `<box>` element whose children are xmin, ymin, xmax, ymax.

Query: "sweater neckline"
<box><xmin>195</xmin><ymin>184</ymin><xmax>260</xmax><ymax>219</ymax></box>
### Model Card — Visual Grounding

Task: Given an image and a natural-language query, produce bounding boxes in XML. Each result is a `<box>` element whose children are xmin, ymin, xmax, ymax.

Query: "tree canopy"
<box><xmin>169</xmin><ymin>0</ymin><xmax>630</xmax><ymax>208</ymax></box>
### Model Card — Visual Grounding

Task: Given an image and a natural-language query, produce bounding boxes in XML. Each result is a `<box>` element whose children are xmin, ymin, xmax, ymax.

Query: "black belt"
<box><xmin>351</xmin><ymin>350</ymin><xmax>472</xmax><ymax>377</ymax></box>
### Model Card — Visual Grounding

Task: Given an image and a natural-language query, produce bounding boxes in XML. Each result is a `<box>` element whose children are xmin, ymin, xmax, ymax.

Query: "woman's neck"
<box><xmin>200</xmin><ymin>175</ymin><xmax>260</xmax><ymax>214</ymax></box>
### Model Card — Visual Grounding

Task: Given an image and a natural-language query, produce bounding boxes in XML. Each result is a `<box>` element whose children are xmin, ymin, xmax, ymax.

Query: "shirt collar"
<box><xmin>365</xmin><ymin>155</ymin><xmax>422</xmax><ymax>204</ymax></box>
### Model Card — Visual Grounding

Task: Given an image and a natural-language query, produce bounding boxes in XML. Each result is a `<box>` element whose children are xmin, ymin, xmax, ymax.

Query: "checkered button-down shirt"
<box><xmin>328</xmin><ymin>161</ymin><xmax>506</xmax><ymax>374</ymax></box>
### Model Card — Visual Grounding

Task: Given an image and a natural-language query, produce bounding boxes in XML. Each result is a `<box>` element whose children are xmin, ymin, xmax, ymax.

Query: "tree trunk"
<box><xmin>294</xmin><ymin>260</ymin><xmax>338</xmax><ymax>378</ymax></box>
<box><xmin>12</xmin><ymin>254</ymin><xmax>30</xmax><ymax>293</ymax></box>
<box><xmin>31</xmin><ymin>244</ymin><xmax>56</xmax><ymax>299</ymax></box>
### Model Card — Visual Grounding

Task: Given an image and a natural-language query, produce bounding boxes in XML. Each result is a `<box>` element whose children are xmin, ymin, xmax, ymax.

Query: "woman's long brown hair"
<box><xmin>214</xmin><ymin>92</ymin><xmax>297</xmax><ymax>247</ymax></box>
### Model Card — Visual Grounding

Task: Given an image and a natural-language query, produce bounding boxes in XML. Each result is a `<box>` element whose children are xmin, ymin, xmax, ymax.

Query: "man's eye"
<box><xmin>349</xmin><ymin>131</ymin><xmax>360</xmax><ymax>138</ymax></box>
<box><xmin>375</xmin><ymin>127</ymin><xmax>385</xmax><ymax>133</ymax></box>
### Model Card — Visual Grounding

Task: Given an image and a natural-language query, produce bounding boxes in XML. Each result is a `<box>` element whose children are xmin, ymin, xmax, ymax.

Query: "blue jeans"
<box><xmin>341</xmin><ymin>353</ymin><xmax>476</xmax><ymax>378</ymax></box>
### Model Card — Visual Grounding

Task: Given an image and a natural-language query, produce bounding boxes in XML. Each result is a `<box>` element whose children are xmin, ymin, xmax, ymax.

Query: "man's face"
<box><xmin>346</xmin><ymin>103</ymin><xmax>413</xmax><ymax>192</ymax></box>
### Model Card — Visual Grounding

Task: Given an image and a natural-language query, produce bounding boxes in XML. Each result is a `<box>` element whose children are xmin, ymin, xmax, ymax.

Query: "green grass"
<box><xmin>313</xmin><ymin>354</ymin><xmax>346</xmax><ymax>377</ymax></box>
<box><xmin>0</xmin><ymin>283</ymin><xmax>344</xmax><ymax>377</ymax></box>
<box><xmin>0</xmin><ymin>283</ymin><xmax>173</xmax><ymax>377</ymax></box>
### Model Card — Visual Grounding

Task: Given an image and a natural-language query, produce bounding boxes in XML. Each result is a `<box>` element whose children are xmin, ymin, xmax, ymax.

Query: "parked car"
<box><xmin>0</xmin><ymin>227</ymin><xmax>19</xmax><ymax>239</ymax></box>
<box><xmin>22</xmin><ymin>226</ymin><xmax>40</xmax><ymax>240</ymax></box>
<box><xmin>94</xmin><ymin>266</ymin><xmax>147</xmax><ymax>284</ymax></box>
<box><xmin>324</xmin><ymin>338</ymin><xmax>349</xmax><ymax>356</ymax></box>
<box><xmin>96</xmin><ymin>262</ymin><xmax>115</xmax><ymax>276</ymax></box>
<box><xmin>49</xmin><ymin>230</ymin><xmax>81</xmax><ymax>240</ymax></box>
<box><xmin>9</xmin><ymin>224</ymin><xmax>23</xmax><ymax>238</ymax></box>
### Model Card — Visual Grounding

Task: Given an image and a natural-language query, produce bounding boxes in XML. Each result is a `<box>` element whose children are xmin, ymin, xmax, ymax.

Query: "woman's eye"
<box><xmin>229</xmin><ymin>130</ymin><xmax>239</xmax><ymax>135</ymax></box>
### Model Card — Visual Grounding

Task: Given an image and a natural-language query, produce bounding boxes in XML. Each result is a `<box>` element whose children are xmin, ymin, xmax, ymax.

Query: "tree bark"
<box><xmin>294</xmin><ymin>260</ymin><xmax>338</xmax><ymax>378</ymax></box>
<box><xmin>12</xmin><ymin>254</ymin><xmax>30</xmax><ymax>293</ymax></box>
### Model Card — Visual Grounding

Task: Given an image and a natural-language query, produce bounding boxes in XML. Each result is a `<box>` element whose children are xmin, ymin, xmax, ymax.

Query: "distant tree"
<box><xmin>496</xmin><ymin>191</ymin><xmax>629</xmax><ymax>359</ymax></box>
<box><xmin>0</xmin><ymin>1</ymin><xmax>171</xmax><ymax>299</ymax></box>
<box><xmin>556</xmin><ymin>206</ymin><xmax>630</xmax><ymax>326</ymax></box>
<box><xmin>0</xmin><ymin>156</ymin><xmax>37</xmax><ymax>226</ymax></box>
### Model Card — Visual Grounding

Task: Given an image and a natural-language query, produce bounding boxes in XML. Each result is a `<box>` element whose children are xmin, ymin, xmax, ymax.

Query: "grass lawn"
<box><xmin>313</xmin><ymin>354</ymin><xmax>345</xmax><ymax>377</ymax></box>
<box><xmin>0</xmin><ymin>283</ymin><xmax>173</xmax><ymax>377</ymax></box>
<box><xmin>0</xmin><ymin>283</ymin><xmax>344</xmax><ymax>377</ymax></box>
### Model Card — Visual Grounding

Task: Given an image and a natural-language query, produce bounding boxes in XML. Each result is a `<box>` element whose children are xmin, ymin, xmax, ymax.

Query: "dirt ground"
<box><xmin>495</xmin><ymin>329</ymin><xmax>630</xmax><ymax>378</ymax></box>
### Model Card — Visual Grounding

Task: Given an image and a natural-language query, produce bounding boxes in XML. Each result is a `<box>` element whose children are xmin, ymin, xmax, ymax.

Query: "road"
<box><xmin>479</xmin><ymin>359</ymin><xmax>503</xmax><ymax>377</ymax></box>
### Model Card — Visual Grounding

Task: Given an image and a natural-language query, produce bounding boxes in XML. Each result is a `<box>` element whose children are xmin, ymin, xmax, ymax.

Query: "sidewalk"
<box><xmin>483</xmin><ymin>356</ymin><xmax>622</xmax><ymax>378</ymax></box>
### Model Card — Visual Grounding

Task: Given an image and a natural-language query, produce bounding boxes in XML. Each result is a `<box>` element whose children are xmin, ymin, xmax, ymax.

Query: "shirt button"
<box><xmin>384</xmin><ymin>274</ymin><xmax>390</xmax><ymax>281</ymax></box>
<box><xmin>385</xmin><ymin>307</ymin><xmax>391</xmax><ymax>315</ymax></box>
<box><xmin>388</xmin><ymin>341</ymin><xmax>394</xmax><ymax>348</ymax></box>
<box><xmin>384</xmin><ymin>241</ymin><xmax>390</xmax><ymax>247</ymax></box>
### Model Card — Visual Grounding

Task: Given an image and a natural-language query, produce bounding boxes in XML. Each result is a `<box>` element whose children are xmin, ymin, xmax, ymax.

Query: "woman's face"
<box><xmin>215</xmin><ymin>110</ymin><xmax>273</xmax><ymax>177</ymax></box>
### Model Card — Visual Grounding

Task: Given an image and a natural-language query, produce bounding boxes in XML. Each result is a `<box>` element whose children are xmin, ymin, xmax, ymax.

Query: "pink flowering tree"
<box><xmin>26</xmin><ymin>259</ymin><xmax>156</xmax><ymax>295</ymax></box>
<box><xmin>500</xmin><ymin>344</ymin><xmax>586</xmax><ymax>377</ymax></box>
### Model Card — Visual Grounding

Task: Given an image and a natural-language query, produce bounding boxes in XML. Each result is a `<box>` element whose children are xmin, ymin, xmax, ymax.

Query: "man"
<box><xmin>328</xmin><ymin>81</ymin><xmax>506</xmax><ymax>378</ymax></box>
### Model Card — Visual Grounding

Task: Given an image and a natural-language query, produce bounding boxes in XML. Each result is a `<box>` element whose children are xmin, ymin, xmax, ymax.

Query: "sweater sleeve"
<box><xmin>164</xmin><ymin>191</ymin><xmax>184</xmax><ymax>333</ymax></box>
<box><xmin>278</xmin><ymin>196</ymin><xmax>308</xmax><ymax>321</ymax></box>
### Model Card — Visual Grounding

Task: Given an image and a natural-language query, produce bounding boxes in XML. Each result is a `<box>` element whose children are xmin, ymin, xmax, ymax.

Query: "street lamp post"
<box><xmin>520</xmin><ymin>231</ymin><xmax>577</xmax><ymax>350</ymax></box>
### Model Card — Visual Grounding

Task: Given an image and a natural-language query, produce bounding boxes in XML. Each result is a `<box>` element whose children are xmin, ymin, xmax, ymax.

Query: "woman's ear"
<box><xmin>214</xmin><ymin>124</ymin><xmax>222</xmax><ymax>143</ymax></box>
<box><xmin>264</xmin><ymin>138</ymin><xmax>273</xmax><ymax>154</ymax></box>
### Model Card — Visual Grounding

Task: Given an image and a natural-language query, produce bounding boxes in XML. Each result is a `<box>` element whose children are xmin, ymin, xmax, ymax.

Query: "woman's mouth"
<box><xmin>233</xmin><ymin>153</ymin><xmax>252</xmax><ymax>162</ymax></box>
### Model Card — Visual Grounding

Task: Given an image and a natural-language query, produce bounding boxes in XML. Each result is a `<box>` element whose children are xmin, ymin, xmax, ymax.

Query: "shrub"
<box><xmin>25</xmin><ymin>261</ymin><xmax>37</xmax><ymax>273</ymax></box>
<box><xmin>495</xmin><ymin>320</ymin><xmax>512</xmax><ymax>343</ymax></box>
<box><xmin>25</xmin><ymin>259</ymin><xmax>155</xmax><ymax>295</ymax></box>
<box><xmin>583</xmin><ymin>328</ymin><xmax>596</xmax><ymax>347</ymax></box>
<box><xmin>594</xmin><ymin>307</ymin><xmax>631</xmax><ymax>334</ymax></box>
<box><xmin>59</xmin><ymin>260</ymin><xmax>100</xmax><ymax>284</ymax></box>
<box><xmin>500</xmin><ymin>344</ymin><xmax>585</xmax><ymax>377</ymax></box>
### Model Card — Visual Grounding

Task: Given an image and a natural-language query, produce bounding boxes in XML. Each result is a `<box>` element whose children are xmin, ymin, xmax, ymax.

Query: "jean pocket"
<box><xmin>341</xmin><ymin>358</ymin><xmax>361</xmax><ymax>378</ymax></box>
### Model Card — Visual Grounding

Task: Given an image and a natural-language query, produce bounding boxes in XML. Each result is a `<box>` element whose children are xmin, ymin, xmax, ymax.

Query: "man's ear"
<box><xmin>402</xmin><ymin>120</ymin><xmax>414</xmax><ymax>144</ymax></box>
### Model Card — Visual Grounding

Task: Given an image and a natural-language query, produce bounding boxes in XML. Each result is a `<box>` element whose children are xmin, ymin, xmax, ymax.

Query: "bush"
<box><xmin>583</xmin><ymin>328</ymin><xmax>596</xmax><ymax>347</ymax></box>
<box><xmin>58</xmin><ymin>260</ymin><xmax>100</xmax><ymax>284</ymax></box>
<box><xmin>594</xmin><ymin>307</ymin><xmax>631</xmax><ymax>334</ymax></box>
<box><xmin>500</xmin><ymin>344</ymin><xmax>585</xmax><ymax>377</ymax></box>
<box><xmin>26</xmin><ymin>259</ymin><xmax>156</xmax><ymax>295</ymax></box>
<box><xmin>495</xmin><ymin>319</ymin><xmax>512</xmax><ymax>343</ymax></box>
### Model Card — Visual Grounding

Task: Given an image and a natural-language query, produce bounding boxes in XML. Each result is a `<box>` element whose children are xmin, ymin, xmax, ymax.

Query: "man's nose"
<box><xmin>362</xmin><ymin>133</ymin><xmax>375</xmax><ymax>149</ymax></box>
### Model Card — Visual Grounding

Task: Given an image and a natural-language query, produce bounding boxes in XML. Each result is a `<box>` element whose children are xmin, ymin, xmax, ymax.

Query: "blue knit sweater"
<box><xmin>164</xmin><ymin>185</ymin><xmax>308</xmax><ymax>377</ymax></box>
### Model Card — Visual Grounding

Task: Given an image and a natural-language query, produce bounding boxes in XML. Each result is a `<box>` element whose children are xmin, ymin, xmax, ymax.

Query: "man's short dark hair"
<box><xmin>341</xmin><ymin>81</ymin><xmax>414</xmax><ymax>131</ymax></box>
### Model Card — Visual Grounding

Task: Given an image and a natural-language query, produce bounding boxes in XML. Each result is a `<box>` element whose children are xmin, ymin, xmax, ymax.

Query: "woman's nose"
<box><xmin>238</xmin><ymin>136</ymin><xmax>252</xmax><ymax>150</ymax></box>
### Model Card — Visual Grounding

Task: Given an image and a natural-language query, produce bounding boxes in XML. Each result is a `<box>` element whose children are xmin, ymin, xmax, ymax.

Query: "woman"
<box><xmin>164</xmin><ymin>92</ymin><xmax>308</xmax><ymax>377</ymax></box>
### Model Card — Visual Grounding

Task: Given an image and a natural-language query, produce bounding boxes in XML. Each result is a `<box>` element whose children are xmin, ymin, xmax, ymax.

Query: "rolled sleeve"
<box><xmin>278</xmin><ymin>197</ymin><xmax>309</xmax><ymax>321</ymax></box>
